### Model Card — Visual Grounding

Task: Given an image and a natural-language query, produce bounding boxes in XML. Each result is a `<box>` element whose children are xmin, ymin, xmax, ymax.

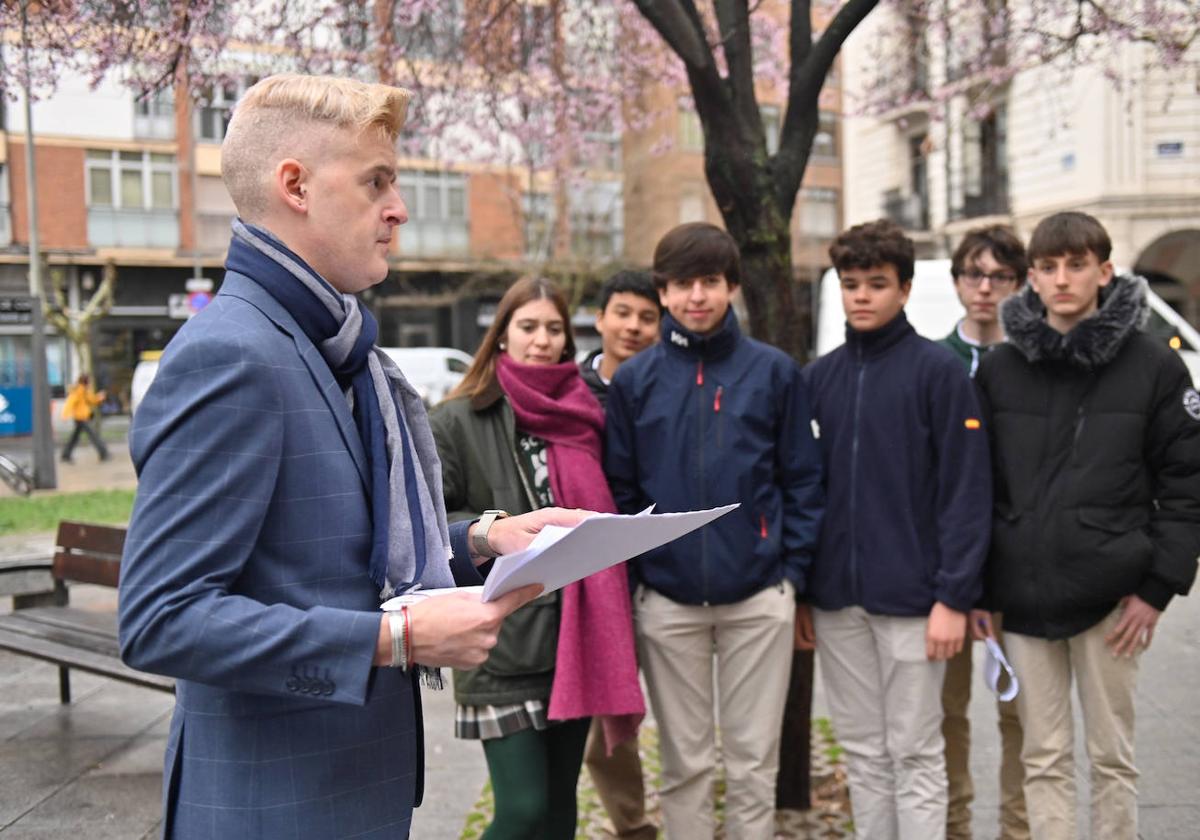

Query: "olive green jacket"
<box><xmin>429</xmin><ymin>381</ymin><xmax>560</xmax><ymax>707</ymax></box>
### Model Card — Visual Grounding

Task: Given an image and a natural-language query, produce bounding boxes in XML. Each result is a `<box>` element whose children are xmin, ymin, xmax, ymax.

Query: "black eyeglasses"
<box><xmin>959</xmin><ymin>270</ymin><xmax>1018</xmax><ymax>289</ymax></box>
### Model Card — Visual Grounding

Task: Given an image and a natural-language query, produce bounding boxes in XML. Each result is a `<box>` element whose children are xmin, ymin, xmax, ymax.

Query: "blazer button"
<box><xmin>323</xmin><ymin>680</ymin><xmax>336</xmax><ymax>696</ymax></box>
<box><xmin>286</xmin><ymin>675</ymin><xmax>300</xmax><ymax>692</ymax></box>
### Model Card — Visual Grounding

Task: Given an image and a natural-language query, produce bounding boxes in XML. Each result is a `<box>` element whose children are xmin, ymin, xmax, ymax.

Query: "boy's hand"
<box><xmin>926</xmin><ymin>602</ymin><xmax>966</xmax><ymax>661</ymax></box>
<box><xmin>794</xmin><ymin>604</ymin><xmax>816</xmax><ymax>650</ymax></box>
<box><xmin>1105</xmin><ymin>595</ymin><xmax>1160</xmax><ymax>658</ymax></box>
<box><xmin>970</xmin><ymin>609</ymin><xmax>995</xmax><ymax>641</ymax></box>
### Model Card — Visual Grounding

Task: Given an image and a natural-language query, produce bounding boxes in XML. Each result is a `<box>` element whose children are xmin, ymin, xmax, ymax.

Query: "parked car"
<box><xmin>132</xmin><ymin>346</ymin><xmax>472</xmax><ymax>417</ymax></box>
<box><xmin>816</xmin><ymin>260</ymin><xmax>1200</xmax><ymax>384</ymax></box>
<box><xmin>380</xmin><ymin>346</ymin><xmax>473</xmax><ymax>406</ymax></box>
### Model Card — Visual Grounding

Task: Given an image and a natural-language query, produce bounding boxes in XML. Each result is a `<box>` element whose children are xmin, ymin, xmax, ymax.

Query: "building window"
<box><xmin>679</xmin><ymin>107</ymin><xmax>703</xmax><ymax>152</ymax></box>
<box><xmin>812</xmin><ymin>112</ymin><xmax>838</xmax><ymax>159</ymax></box>
<box><xmin>85</xmin><ymin>150</ymin><xmax>179</xmax><ymax>248</ymax></box>
<box><xmin>195</xmin><ymin>78</ymin><xmax>256</xmax><ymax>142</ymax></box>
<box><xmin>134</xmin><ymin>88</ymin><xmax>175</xmax><ymax>140</ymax></box>
<box><xmin>524</xmin><ymin>192</ymin><xmax>554</xmax><ymax>259</ymax></box>
<box><xmin>397</xmin><ymin>170</ymin><xmax>468</xmax><ymax>258</ymax></box>
<box><xmin>524</xmin><ymin>182</ymin><xmax>624</xmax><ymax>262</ymax></box>
<box><xmin>570</xmin><ymin>188</ymin><xmax>623</xmax><ymax>262</ymax></box>
<box><xmin>761</xmin><ymin>105</ymin><xmax>781</xmax><ymax>156</ymax></box>
<box><xmin>0</xmin><ymin>163</ymin><xmax>10</xmax><ymax>246</ymax></box>
<box><xmin>797</xmin><ymin>188</ymin><xmax>839</xmax><ymax>239</ymax></box>
<box><xmin>957</xmin><ymin>103</ymin><xmax>1008</xmax><ymax>218</ymax></box>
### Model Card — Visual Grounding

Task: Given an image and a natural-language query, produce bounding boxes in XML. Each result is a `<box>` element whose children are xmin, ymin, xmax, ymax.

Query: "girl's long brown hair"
<box><xmin>445</xmin><ymin>277</ymin><xmax>576</xmax><ymax>402</ymax></box>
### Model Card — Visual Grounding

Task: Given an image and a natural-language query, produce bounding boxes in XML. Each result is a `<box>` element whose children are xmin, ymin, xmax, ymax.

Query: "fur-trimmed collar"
<box><xmin>1001</xmin><ymin>274</ymin><xmax>1150</xmax><ymax>370</ymax></box>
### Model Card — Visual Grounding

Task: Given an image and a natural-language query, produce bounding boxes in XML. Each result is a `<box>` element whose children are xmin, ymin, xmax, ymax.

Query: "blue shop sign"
<box><xmin>0</xmin><ymin>386</ymin><xmax>33</xmax><ymax>436</ymax></box>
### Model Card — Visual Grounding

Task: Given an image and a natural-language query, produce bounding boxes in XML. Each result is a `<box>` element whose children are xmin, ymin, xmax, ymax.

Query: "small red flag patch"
<box><xmin>964</xmin><ymin>418</ymin><xmax>982</xmax><ymax>430</ymax></box>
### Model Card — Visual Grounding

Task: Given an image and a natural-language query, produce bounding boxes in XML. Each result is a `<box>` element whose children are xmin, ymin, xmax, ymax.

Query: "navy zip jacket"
<box><xmin>605</xmin><ymin>309</ymin><xmax>824</xmax><ymax>605</ymax></box>
<box><xmin>803</xmin><ymin>312</ymin><xmax>991</xmax><ymax>615</ymax></box>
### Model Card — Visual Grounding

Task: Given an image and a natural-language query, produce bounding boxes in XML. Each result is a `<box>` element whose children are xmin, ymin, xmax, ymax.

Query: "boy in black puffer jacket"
<box><xmin>975</xmin><ymin>211</ymin><xmax>1200</xmax><ymax>840</ymax></box>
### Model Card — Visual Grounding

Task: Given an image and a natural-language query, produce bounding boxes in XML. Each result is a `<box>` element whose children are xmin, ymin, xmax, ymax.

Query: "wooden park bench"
<box><xmin>0</xmin><ymin>520</ymin><xmax>173</xmax><ymax>702</ymax></box>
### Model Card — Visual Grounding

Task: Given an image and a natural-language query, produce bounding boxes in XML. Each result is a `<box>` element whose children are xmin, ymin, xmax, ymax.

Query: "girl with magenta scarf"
<box><xmin>429</xmin><ymin>277</ymin><xmax>644</xmax><ymax>839</ymax></box>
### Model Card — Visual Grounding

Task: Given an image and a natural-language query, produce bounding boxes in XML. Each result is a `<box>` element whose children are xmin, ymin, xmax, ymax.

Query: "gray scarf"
<box><xmin>231</xmin><ymin>219</ymin><xmax>455</xmax><ymax>597</ymax></box>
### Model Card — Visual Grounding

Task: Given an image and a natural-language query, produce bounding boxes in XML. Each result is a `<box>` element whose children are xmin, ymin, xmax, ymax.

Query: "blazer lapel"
<box><xmin>220</xmin><ymin>273</ymin><xmax>371</xmax><ymax>491</ymax></box>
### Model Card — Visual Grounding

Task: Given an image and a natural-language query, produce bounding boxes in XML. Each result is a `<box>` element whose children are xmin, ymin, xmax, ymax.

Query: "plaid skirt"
<box><xmin>455</xmin><ymin>699</ymin><xmax>550</xmax><ymax>740</ymax></box>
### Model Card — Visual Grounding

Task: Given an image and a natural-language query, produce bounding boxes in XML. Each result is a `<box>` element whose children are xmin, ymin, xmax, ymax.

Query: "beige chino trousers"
<box><xmin>634</xmin><ymin>582</ymin><xmax>795</xmax><ymax>840</ymax></box>
<box><xmin>1004</xmin><ymin>608</ymin><xmax>1140</xmax><ymax>840</ymax></box>
<box><xmin>813</xmin><ymin>606</ymin><xmax>948</xmax><ymax>840</ymax></box>
<box><xmin>942</xmin><ymin>619</ymin><xmax>1029</xmax><ymax>840</ymax></box>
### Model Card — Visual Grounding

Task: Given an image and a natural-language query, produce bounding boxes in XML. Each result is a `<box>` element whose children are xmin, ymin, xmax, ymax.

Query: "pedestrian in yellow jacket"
<box><xmin>61</xmin><ymin>374</ymin><xmax>109</xmax><ymax>463</ymax></box>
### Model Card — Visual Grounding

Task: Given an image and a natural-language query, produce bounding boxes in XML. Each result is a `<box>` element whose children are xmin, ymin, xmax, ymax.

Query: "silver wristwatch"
<box><xmin>472</xmin><ymin>509</ymin><xmax>509</xmax><ymax>558</ymax></box>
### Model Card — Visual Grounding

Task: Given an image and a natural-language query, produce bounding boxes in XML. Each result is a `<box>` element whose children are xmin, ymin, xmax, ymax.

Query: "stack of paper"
<box><xmin>381</xmin><ymin>503</ymin><xmax>738</xmax><ymax>609</ymax></box>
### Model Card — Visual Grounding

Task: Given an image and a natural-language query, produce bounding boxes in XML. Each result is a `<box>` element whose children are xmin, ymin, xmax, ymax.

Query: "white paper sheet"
<box><xmin>480</xmin><ymin>503</ymin><xmax>739</xmax><ymax>602</ymax></box>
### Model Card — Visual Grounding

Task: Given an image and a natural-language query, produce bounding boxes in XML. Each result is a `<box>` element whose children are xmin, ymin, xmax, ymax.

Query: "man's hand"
<box><xmin>374</xmin><ymin>584</ymin><xmax>545</xmax><ymax>670</ymax></box>
<box><xmin>794</xmin><ymin>603</ymin><xmax>816</xmax><ymax>651</ymax></box>
<box><xmin>1105</xmin><ymin>595</ymin><xmax>1161</xmax><ymax>658</ymax></box>
<box><xmin>927</xmin><ymin>602</ymin><xmax>967</xmax><ymax>661</ymax></box>
<box><xmin>470</xmin><ymin>507</ymin><xmax>594</xmax><ymax>562</ymax></box>
<box><xmin>970</xmin><ymin>609</ymin><xmax>996</xmax><ymax>641</ymax></box>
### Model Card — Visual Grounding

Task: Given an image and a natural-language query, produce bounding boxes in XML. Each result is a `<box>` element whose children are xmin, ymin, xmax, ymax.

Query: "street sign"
<box><xmin>0</xmin><ymin>296</ymin><xmax>33</xmax><ymax>326</ymax></box>
<box><xmin>187</xmin><ymin>291</ymin><xmax>212</xmax><ymax>314</ymax></box>
<box><xmin>0</xmin><ymin>386</ymin><xmax>33</xmax><ymax>436</ymax></box>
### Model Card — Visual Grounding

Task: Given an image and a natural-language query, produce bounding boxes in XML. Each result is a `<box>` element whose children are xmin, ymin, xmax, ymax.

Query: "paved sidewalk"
<box><xmin>1</xmin><ymin>435</ymin><xmax>1198</xmax><ymax>837</ymax></box>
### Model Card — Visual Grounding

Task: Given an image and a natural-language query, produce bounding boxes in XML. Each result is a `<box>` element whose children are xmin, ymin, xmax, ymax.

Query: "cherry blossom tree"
<box><xmin>3</xmin><ymin>1</ymin><xmax>1195</xmax><ymax>359</ymax></box>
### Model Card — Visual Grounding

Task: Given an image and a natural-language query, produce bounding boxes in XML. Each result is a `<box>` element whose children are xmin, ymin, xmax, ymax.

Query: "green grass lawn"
<box><xmin>0</xmin><ymin>489</ymin><xmax>136</xmax><ymax>534</ymax></box>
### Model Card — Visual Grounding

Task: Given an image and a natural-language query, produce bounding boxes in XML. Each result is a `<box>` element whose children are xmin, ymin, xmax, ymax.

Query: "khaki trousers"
<box><xmin>1005</xmin><ymin>609</ymin><xmax>1140</xmax><ymax>840</ymax></box>
<box><xmin>634</xmin><ymin>582</ymin><xmax>795</xmax><ymax>840</ymax></box>
<box><xmin>813</xmin><ymin>606</ymin><xmax>947</xmax><ymax>840</ymax></box>
<box><xmin>583</xmin><ymin>716</ymin><xmax>657</xmax><ymax>839</ymax></box>
<box><xmin>943</xmin><ymin>620</ymin><xmax>1029</xmax><ymax>840</ymax></box>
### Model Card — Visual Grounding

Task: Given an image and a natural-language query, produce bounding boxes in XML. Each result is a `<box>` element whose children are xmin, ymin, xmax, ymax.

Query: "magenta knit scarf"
<box><xmin>496</xmin><ymin>354</ymin><xmax>644</xmax><ymax>751</ymax></box>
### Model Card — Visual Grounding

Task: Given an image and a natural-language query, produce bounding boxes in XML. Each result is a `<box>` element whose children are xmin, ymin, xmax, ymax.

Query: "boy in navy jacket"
<box><xmin>802</xmin><ymin>220</ymin><xmax>991</xmax><ymax>840</ymax></box>
<box><xmin>606</xmin><ymin>222</ymin><xmax>824</xmax><ymax>839</ymax></box>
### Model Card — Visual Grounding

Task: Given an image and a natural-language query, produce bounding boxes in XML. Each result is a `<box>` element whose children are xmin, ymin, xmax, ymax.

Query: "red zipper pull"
<box><xmin>714</xmin><ymin>385</ymin><xmax>723</xmax><ymax>412</ymax></box>
<box><xmin>760</xmin><ymin>514</ymin><xmax>768</xmax><ymax>539</ymax></box>
<box><xmin>696</xmin><ymin>361</ymin><xmax>704</xmax><ymax>386</ymax></box>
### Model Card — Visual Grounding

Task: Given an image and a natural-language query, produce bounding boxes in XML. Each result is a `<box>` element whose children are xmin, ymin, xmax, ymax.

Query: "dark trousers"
<box><xmin>481</xmin><ymin>716</ymin><xmax>591</xmax><ymax>840</ymax></box>
<box><xmin>776</xmin><ymin>649</ymin><xmax>814</xmax><ymax>810</ymax></box>
<box><xmin>62</xmin><ymin>420</ymin><xmax>108</xmax><ymax>461</ymax></box>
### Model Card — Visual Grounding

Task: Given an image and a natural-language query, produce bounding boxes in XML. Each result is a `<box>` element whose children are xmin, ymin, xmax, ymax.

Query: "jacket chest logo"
<box><xmin>670</xmin><ymin>330</ymin><xmax>690</xmax><ymax>348</ymax></box>
<box><xmin>1184</xmin><ymin>388</ymin><xmax>1200</xmax><ymax>421</ymax></box>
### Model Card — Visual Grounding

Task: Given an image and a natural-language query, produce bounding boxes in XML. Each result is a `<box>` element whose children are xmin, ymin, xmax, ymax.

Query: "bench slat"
<box><xmin>0</xmin><ymin>624</ymin><xmax>174</xmax><ymax>693</ymax></box>
<box><xmin>0</xmin><ymin>608</ymin><xmax>121</xmax><ymax>655</ymax></box>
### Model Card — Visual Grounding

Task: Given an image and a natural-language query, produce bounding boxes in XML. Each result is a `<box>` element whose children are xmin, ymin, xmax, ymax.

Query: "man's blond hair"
<box><xmin>221</xmin><ymin>74</ymin><xmax>411</xmax><ymax>221</ymax></box>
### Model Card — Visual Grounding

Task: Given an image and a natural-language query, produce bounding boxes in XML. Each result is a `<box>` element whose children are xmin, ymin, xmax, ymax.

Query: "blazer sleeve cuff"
<box><xmin>448</xmin><ymin>520</ymin><xmax>483</xmax><ymax>586</ymax></box>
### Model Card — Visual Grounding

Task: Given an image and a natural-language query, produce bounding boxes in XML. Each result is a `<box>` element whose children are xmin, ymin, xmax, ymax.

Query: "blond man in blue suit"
<box><xmin>118</xmin><ymin>74</ymin><xmax>580</xmax><ymax>839</ymax></box>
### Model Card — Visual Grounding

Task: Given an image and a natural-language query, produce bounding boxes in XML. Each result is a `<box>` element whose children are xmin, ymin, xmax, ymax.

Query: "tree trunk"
<box><xmin>777</xmin><ymin>649</ymin><xmax>815</xmax><ymax>810</ymax></box>
<box><xmin>735</xmin><ymin>219</ymin><xmax>808</xmax><ymax>361</ymax></box>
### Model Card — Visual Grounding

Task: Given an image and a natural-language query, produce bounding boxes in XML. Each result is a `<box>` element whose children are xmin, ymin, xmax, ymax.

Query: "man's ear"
<box><xmin>275</xmin><ymin>158</ymin><xmax>308</xmax><ymax>215</ymax></box>
<box><xmin>1098</xmin><ymin>259</ymin><xmax>1115</xmax><ymax>287</ymax></box>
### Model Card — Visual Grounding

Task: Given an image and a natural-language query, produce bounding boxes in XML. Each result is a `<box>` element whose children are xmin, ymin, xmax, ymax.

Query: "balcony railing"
<box><xmin>87</xmin><ymin>207</ymin><xmax>179</xmax><ymax>249</ymax></box>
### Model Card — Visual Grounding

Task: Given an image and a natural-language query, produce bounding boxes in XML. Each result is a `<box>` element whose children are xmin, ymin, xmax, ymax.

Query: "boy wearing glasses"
<box><xmin>974</xmin><ymin>212</ymin><xmax>1199</xmax><ymax>840</ymax></box>
<box><xmin>801</xmin><ymin>220</ymin><xmax>991</xmax><ymax>839</ymax></box>
<box><xmin>939</xmin><ymin>226</ymin><xmax>1029</xmax><ymax>840</ymax></box>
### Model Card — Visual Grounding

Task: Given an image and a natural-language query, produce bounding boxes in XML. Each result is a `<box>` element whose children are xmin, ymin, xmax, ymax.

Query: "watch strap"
<box><xmin>472</xmin><ymin>509</ymin><xmax>509</xmax><ymax>558</ymax></box>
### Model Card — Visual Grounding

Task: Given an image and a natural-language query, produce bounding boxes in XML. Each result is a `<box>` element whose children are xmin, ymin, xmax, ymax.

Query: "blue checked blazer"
<box><xmin>119</xmin><ymin>272</ymin><xmax>477</xmax><ymax>839</ymax></box>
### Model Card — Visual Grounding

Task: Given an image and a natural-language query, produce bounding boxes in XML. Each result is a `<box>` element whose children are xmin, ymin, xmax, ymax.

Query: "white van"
<box><xmin>816</xmin><ymin>260</ymin><xmax>1200</xmax><ymax>385</ymax></box>
<box><xmin>380</xmin><ymin>347</ymin><xmax>473</xmax><ymax>406</ymax></box>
